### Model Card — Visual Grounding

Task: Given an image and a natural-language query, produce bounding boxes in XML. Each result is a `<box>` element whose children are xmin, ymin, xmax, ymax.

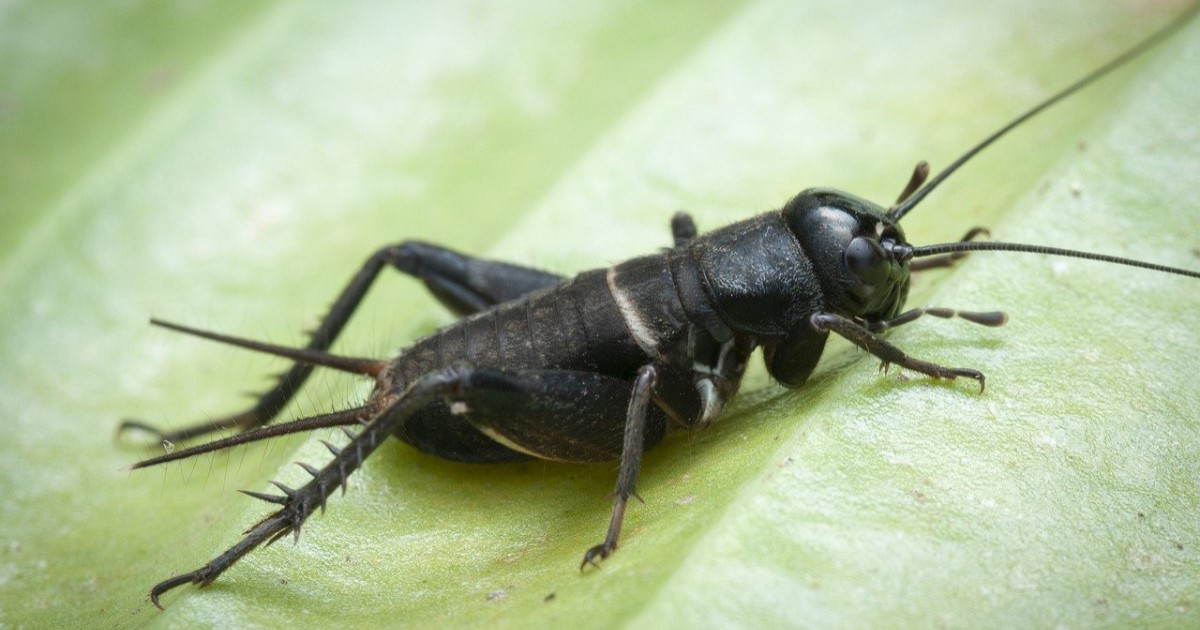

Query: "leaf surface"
<box><xmin>1</xmin><ymin>2</ymin><xmax>1196</xmax><ymax>628</ymax></box>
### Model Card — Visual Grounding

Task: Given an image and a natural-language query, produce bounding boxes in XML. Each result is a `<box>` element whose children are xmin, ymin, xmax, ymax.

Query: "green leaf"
<box><xmin>2</xmin><ymin>2</ymin><xmax>1196</xmax><ymax>628</ymax></box>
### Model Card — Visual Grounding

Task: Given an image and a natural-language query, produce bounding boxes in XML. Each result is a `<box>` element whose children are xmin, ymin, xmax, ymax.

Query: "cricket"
<box><xmin>122</xmin><ymin>6</ymin><xmax>1199</xmax><ymax>609</ymax></box>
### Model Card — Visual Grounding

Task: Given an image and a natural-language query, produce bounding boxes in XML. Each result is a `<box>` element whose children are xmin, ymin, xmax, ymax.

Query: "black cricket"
<box><xmin>124</xmin><ymin>9</ymin><xmax>1199</xmax><ymax>609</ymax></box>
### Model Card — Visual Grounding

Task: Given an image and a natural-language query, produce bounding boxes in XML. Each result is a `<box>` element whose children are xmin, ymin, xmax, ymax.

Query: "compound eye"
<box><xmin>845</xmin><ymin>236</ymin><xmax>889</xmax><ymax>285</ymax></box>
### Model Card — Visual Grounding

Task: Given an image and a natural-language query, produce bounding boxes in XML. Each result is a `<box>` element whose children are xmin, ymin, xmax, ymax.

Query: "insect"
<box><xmin>122</xmin><ymin>8</ymin><xmax>1199</xmax><ymax>610</ymax></box>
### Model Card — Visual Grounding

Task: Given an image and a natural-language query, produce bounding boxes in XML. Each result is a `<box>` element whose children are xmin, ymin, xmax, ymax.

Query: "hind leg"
<box><xmin>393</xmin><ymin>241</ymin><xmax>563</xmax><ymax>316</ymax></box>
<box><xmin>120</xmin><ymin>242</ymin><xmax>563</xmax><ymax>444</ymax></box>
<box><xmin>144</xmin><ymin>363</ymin><xmax>669</xmax><ymax>607</ymax></box>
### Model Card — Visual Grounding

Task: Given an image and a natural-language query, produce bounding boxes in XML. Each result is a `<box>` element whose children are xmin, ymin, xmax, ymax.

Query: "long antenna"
<box><xmin>888</xmin><ymin>5</ymin><xmax>1198</xmax><ymax>222</ymax></box>
<box><xmin>908</xmin><ymin>241</ymin><xmax>1200</xmax><ymax>279</ymax></box>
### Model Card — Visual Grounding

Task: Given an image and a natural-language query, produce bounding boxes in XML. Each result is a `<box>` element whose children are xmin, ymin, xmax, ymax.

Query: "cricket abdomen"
<box><xmin>387</xmin><ymin>268</ymin><xmax>654</xmax><ymax>462</ymax></box>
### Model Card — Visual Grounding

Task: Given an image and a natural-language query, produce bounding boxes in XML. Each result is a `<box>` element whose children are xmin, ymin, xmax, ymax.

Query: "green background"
<box><xmin>1</xmin><ymin>1</ymin><xmax>1197</xmax><ymax>628</ymax></box>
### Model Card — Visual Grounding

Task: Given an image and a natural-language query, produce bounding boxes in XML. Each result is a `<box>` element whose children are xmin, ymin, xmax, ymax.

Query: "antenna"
<box><xmin>905</xmin><ymin>241</ymin><xmax>1200</xmax><ymax>279</ymax></box>
<box><xmin>888</xmin><ymin>6</ymin><xmax>1198</xmax><ymax>222</ymax></box>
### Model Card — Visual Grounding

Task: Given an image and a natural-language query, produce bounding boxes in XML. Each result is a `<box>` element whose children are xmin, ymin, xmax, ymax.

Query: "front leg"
<box><xmin>811</xmin><ymin>312</ymin><xmax>986</xmax><ymax>391</ymax></box>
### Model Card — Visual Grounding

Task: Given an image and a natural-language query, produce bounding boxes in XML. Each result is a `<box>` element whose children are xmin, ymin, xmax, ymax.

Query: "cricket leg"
<box><xmin>120</xmin><ymin>242</ymin><xmax>561</xmax><ymax>445</ymax></box>
<box><xmin>581</xmin><ymin>364</ymin><xmax>658</xmax><ymax>568</ymax></box>
<box><xmin>811</xmin><ymin>312</ymin><xmax>987</xmax><ymax>392</ymax></box>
